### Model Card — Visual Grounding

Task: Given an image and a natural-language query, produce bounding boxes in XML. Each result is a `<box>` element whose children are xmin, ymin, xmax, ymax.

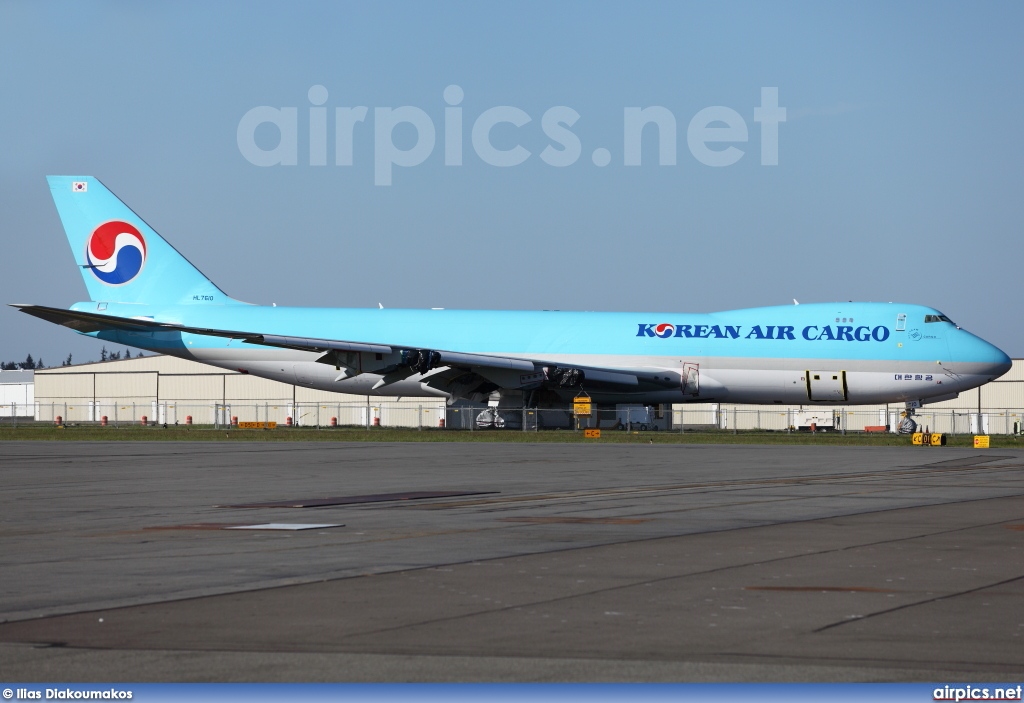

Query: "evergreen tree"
<box><xmin>100</xmin><ymin>346</ymin><xmax>108</xmax><ymax>362</ymax></box>
<box><xmin>124</xmin><ymin>348</ymin><xmax>132</xmax><ymax>359</ymax></box>
<box><xmin>37</xmin><ymin>358</ymin><xmax>44</xmax><ymax>368</ymax></box>
<box><xmin>21</xmin><ymin>354</ymin><xmax>34</xmax><ymax>370</ymax></box>
<box><xmin>63</xmin><ymin>354</ymin><xmax>73</xmax><ymax>367</ymax></box>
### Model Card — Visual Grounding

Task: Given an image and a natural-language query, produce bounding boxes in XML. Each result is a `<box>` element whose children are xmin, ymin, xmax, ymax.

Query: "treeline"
<box><xmin>0</xmin><ymin>347</ymin><xmax>143</xmax><ymax>370</ymax></box>
<box><xmin>0</xmin><ymin>354</ymin><xmax>46</xmax><ymax>370</ymax></box>
<box><xmin>99</xmin><ymin>346</ymin><xmax>140</xmax><ymax>361</ymax></box>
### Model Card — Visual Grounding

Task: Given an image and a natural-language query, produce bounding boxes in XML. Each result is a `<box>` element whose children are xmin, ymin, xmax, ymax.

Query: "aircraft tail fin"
<box><xmin>47</xmin><ymin>175</ymin><xmax>242</xmax><ymax>305</ymax></box>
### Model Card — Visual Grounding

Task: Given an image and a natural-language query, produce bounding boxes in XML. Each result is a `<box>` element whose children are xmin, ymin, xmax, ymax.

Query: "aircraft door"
<box><xmin>681</xmin><ymin>363</ymin><xmax>699</xmax><ymax>396</ymax></box>
<box><xmin>293</xmin><ymin>364</ymin><xmax>315</xmax><ymax>387</ymax></box>
<box><xmin>805</xmin><ymin>370</ymin><xmax>847</xmax><ymax>401</ymax></box>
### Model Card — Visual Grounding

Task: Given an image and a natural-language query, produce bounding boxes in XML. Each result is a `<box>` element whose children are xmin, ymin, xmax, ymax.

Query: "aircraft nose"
<box><xmin>989</xmin><ymin>344</ymin><xmax>1013</xmax><ymax>379</ymax></box>
<box><xmin>947</xmin><ymin>329</ymin><xmax>1012</xmax><ymax>381</ymax></box>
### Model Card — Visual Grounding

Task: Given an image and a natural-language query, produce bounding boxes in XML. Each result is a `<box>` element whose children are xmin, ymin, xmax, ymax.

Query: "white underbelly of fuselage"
<box><xmin>175</xmin><ymin>346</ymin><xmax>975</xmax><ymax>406</ymax></box>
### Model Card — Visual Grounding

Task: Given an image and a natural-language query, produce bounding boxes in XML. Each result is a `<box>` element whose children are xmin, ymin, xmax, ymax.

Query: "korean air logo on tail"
<box><xmin>86</xmin><ymin>221</ymin><xmax>147</xmax><ymax>285</ymax></box>
<box><xmin>653</xmin><ymin>323</ymin><xmax>675</xmax><ymax>339</ymax></box>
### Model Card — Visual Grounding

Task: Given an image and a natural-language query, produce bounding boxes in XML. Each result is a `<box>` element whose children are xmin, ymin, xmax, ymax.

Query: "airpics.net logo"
<box><xmin>237</xmin><ymin>85</ymin><xmax>786</xmax><ymax>186</ymax></box>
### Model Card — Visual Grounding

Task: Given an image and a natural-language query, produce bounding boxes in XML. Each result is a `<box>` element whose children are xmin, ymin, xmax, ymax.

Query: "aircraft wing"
<box><xmin>11</xmin><ymin>304</ymin><xmax>648</xmax><ymax>389</ymax></box>
<box><xmin>11</xmin><ymin>304</ymin><xmax>392</xmax><ymax>354</ymax></box>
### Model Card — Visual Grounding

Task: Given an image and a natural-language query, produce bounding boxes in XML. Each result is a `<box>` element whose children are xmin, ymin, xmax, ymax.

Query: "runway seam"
<box><xmin>303</xmin><ymin>509</ymin><xmax>1024</xmax><ymax>643</ymax></box>
<box><xmin>416</xmin><ymin>463</ymin><xmax>1021</xmax><ymax>510</ymax></box>
<box><xmin>811</xmin><ymin>573</ymin><xmax>1024</xmax><ymax>633</ymax></box>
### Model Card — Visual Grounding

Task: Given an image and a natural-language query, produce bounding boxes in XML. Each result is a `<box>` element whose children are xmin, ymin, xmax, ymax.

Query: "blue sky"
<box><xmin>1</xmin><ymin>0</ymin><xmax>1022</xmax><ymax>364</ymax></box>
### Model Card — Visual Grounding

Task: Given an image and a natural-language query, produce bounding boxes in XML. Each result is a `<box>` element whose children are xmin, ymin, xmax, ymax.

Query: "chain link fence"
<box><xmin>9</xmin><ymin>401</ymin><xmax>443</xmax><ymax>429</ymax></box>
<box><xmin>677</xmin><ymin>407</ymin><xmax>1024</xmax><ymax>436</ymax></box>
<box><xmin>3</xmin><ymin>401</ymin><xmax>1022</xmax><ymax>435</ymax></box>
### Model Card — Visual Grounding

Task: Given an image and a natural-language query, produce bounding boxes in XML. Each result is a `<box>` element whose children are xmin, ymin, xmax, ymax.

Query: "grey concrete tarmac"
<box><xmin>1</xmin><ymin>441</ymin><xmax>1023</xmax><ymax>681</ymax></box>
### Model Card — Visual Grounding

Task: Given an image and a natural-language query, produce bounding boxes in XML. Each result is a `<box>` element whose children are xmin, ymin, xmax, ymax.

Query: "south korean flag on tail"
<box><xmin>72</xmin><ymin>181</ymin><xmax>87</xmax><ymax>192</ymax></box>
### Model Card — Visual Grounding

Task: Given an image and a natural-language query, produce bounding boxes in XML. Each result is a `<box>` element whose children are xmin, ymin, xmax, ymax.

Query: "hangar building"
<box><xmin>31</xmin><ymin>355</ymin><xmax>446</xmax><ymax>428</ymax></box>
<box><xmin>0</xmin><ymin>369</ymin><xmax>34</xmax><ymax>418</ymax></box>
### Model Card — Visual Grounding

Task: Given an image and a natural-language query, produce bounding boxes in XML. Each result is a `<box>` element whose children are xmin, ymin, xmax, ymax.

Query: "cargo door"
<box><xmin>681</xmin><ymin>363</ymin><xmax>699</xmax><ymax>396</ymax></box>
<box><xmin>805</xmin><ymin>370</ymin><xmax>847</xmax><ymax>401</ymax></box>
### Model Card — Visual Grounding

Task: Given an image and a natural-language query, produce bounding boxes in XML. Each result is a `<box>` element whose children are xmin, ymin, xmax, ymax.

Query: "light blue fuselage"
<box><xmin>76</xmin><ymin>300</ymin><xmax>1010</xmax><ymax>405</ymax></box>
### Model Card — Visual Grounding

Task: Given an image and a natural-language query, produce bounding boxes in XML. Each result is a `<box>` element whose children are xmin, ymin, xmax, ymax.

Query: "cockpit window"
<box><xmin>925</xmin><ymin>314</ymin><xmax>954</xmax><ymax>323</ymax></box>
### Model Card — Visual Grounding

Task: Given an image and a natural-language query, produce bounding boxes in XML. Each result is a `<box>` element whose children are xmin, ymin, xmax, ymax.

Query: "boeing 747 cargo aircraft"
<box><xmin>12</xmin><ymin>176</ymin><xmax>1012</xmax><ymax>410</ymax></box>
